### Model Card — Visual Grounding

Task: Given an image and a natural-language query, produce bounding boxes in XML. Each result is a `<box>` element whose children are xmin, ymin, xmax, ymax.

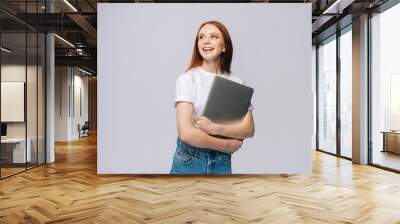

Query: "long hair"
<box><xmin>186</xmin><ymin>20</ymin><xmax>233</xmax><ymax>74</ymax></box>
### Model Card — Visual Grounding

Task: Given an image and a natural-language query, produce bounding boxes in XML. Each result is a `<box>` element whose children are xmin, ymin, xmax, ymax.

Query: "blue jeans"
<box><xmin>170</xmin><ymin>138</ymin><xmax>232</xmax><ymax>174</ymax></box>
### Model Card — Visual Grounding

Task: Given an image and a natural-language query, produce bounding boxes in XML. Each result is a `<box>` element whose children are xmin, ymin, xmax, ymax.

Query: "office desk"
<box><xmin>382</xmin><ymin>131</ymin><xmax>400</xmax><ymax>154</ymax></box>
<box><xmin>1</xmin><ymin>138</ymin><xmax>32</xmax><ymax>164</ymax></box>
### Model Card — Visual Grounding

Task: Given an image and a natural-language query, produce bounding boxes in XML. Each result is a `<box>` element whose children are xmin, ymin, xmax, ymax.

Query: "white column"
<box><xmin>45</xmin><ymin>0</ymin><xmax>55</xmax><ymax>163</ymax></box>
<box><xmin>55</xmin><ymin>67</ymin><xmax>74</xmax><ymax>141</ymax></box>
<box><xmin>46</xmin><ymin>33</ymin><xmax>55</xmax><ymax>163</ymax></box>
<box><xmin>352</xmin><ymin>14</ymin><xmax>369</xmax><ymax>164</ymax></box>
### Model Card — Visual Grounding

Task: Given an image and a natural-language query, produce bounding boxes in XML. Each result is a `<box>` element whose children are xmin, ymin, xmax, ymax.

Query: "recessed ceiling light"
<box><xmin>1</xmin><ymin>47</ymin><xmax>11</xmax><ymax>53</ymax></box>
<box><xmin>63</xmin><ymin>0</ymin><xmax>78</xmax><ymax>12</ymax></box>
<box><xmin>54</xmin><ymin>34</ymin><xmax>75</xmax><ymax>48</ymax></box>
<box><xmin>78</xmin><ymin>67</ymin><xmax>93</xmax><ymax>76</ymax></box>
<box><xmin>322</xmin><ymin>0</ymin><xmax>354</xmax><ymax>15</ymax></box>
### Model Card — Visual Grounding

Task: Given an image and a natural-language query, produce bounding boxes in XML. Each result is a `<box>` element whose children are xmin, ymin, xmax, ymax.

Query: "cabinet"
<box><xmin>382</xmin><ymin>132</ymin><xmax>400</xmax><ymax>154</ymax></box>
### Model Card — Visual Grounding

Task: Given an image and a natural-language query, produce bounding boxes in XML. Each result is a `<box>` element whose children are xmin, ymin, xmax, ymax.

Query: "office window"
<box><xmin>371</xmin><ymin>3</ymin><xmax>400</xmax><ymax>171</ymax></box>
<box><xmin>318</xmin><ymin>36</ymin><xmax>337</xmax><ymax>154</ymax></box>
<box><xmin>312</xmin><ymin>46</ymin><xmax>317</xmax><ymax>150</ymax></box>
<box><xmin>340</xmin><ymin>28</ymin><xmax>352</xmax><ymax>158</ymax></box>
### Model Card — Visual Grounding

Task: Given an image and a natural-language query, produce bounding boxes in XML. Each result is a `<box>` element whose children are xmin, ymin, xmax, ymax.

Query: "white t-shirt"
<box><xmin>174</xmin><ymin>67</ymin><xmax>253</xmax><ymax>119</ymax></box>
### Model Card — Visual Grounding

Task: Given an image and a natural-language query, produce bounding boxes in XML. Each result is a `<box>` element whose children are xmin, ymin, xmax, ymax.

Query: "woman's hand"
<box><xmin>194</xmin><ymin>116</ymin><xmax>219</xmax><ymax>135</ymax></box>
<box><xmin>194</xmin><ymin>116</ymin><xmax>243</xmax><ymax>153</ymax></box>
<box><xmin>196</xmin><ymin>112</ymin><xmax>255</xmax><ymax>140</ymax></box>
<box><xmin>176</xmin><ymin>102</ymin><xmax>241</xmax><ymax>152</ymax></box>
<box><xmin>224</xmin><ymin>138</ymin><xmax>243</xmax><ymax>153</ymax></box>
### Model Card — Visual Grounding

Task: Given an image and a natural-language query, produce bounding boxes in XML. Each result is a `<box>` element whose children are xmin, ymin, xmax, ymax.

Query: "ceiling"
<box><xmin>0</xmin><ymin>0</ymin><xmax>393</xmax><ymax>75</ymax></box>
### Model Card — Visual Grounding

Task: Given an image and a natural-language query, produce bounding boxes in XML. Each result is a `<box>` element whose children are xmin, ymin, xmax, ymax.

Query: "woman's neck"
<box><xmin>201</xmin><ymin>60</ymin><xmax>222</xmax><ymax>74</ymax></box>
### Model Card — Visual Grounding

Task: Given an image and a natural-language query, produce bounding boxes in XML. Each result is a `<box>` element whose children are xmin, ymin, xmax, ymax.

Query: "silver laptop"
<box><xmin>202</xmin><ymin>76</ymin><xmax>254</xmax><ymax>123</ymax></box>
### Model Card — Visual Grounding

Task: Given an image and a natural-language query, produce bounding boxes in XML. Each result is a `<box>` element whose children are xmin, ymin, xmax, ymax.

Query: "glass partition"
<box><xmin>38</xmin><ymin>32</ymin><xmax>45</xmax><ymax>165</ymax></box>
<box><xmin>317</xmin><ymin>36</ymin><xmax>337</xmax><ymax>154</ymax></box>
<box><xmin>371</xmin><ymin>3</ymin><xmax>400</xmax><ymax>171</ymax></box>
<box><xmin>0</xmin><ymin>1</ymin><xmax>46</xmax><ymax>179</ymax></box>
<box><xmin>0</xmin><ymin>31</ymin><xmax>28</xmax><ymax>177</ymax></box>
<box><xmin>27</xmin><ymin>31</ymin><xmax>38</xmax><ymax>169</ymax></box>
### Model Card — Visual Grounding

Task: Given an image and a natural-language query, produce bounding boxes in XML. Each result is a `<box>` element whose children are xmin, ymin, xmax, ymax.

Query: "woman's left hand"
<box><xmin>194</xmin><ymin>116</ymin><xmax>219</xmax><ymax>135</ymax></box>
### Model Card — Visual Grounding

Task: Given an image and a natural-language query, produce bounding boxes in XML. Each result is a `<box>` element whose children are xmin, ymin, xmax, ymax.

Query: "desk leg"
<box><xmin>382</xmin><ymin>133</ymin><xmax>386</xmax><ymax>153</ymax></box>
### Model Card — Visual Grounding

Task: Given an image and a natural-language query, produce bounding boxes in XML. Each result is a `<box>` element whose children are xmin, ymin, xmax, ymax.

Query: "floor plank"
<box><xmin>1</xmin><ymin>134</ymin><xmax>400</xmax><ymax>223</ymax></box>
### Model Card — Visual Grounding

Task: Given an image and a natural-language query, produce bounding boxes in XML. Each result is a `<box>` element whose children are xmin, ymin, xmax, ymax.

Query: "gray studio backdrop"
<box><xmin>98</xmin><ymin>3</ymin><xmax>313</xmax><ymax>174</ymax></box>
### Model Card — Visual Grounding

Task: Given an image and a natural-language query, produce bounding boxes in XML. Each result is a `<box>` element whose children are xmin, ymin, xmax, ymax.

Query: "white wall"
<box><xmin>55</xmin><ymin>67</ymin><xmax>69</xmax><ymax>141</ymax></box>
<box><xmin>72</xmin><ymin>73</ymin><xmax>89</xmax><ymax>138</ymax></box>
<box><xmin>98</xmin><ymin>3</ymin><xmax>313</xmax><ymax>174</ymax></box>
<box><xmin>1</xmin><ymin>64</ymin><xmax>46</xmax><ymax>163</ymax></box>
<box><xmin>1</xmin><ymin>66</ymin><xmax>26</xmax><ymax>127</ymax></box>
<box><xmin>1</xmin><ymin>65</ymin><xmax>39</xmax><ymax>138</ymax></box>
<box><xmin>55</xmin><ymin>67</ymin><xmax>89</xmax><ymax>141</ymax></box>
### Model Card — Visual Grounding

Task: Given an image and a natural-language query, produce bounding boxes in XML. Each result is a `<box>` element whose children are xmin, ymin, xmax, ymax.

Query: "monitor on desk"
<box><xmin>1</xmin><ymin>123</ymin><xmax>7</xmax><ymax>138</ymax></box>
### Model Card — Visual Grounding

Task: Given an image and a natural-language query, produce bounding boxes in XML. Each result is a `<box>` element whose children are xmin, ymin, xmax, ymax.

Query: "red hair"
<box><xmin>187</xmin><ymin>20</ymin><xmax>233</xmax><ymax>74</ymax></box>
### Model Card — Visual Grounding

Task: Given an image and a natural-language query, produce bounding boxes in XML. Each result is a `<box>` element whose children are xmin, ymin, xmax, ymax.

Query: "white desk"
<box><xmin>1</xmin><ymin>138</ymin><xmax>32</xmax><ymax>163</ymax></box>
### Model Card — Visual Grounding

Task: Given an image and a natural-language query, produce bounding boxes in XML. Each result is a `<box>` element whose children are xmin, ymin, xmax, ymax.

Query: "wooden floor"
<box><xmin>373</xmin><ymin>150</ymin><xmax>400</xmax><ymax>171</ymax></box>
<box><xmin>1</xmin><ymin>135</ymin><xmax>400</xmax><ymax>223</ymax></box>
<box><xmin>1</xmin><ymin>163</ymin><xmax>45</xmax><ymax>178</ymax></box>
<box><xmin>1</xmin><ymin>167</ymin><xmax>26</xmax><ymax>178</ymax></box>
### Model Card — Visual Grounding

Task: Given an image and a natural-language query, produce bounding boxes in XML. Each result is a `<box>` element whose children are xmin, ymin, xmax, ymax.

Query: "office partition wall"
<box><xmin>0</xmin><ymin>1</ymin><xmax>47</xmax><ymax>179</ymax></box>
<box><xmin>0</xmin><ymin>31</ymin><xmax>28</xmax><ymax>177</ymax></box>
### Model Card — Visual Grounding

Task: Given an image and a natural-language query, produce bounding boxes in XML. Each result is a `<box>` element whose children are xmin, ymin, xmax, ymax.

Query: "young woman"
<box><xmin>170</xmin><ymin>20</ymin><xmax>255</xmax><ymax>174</ymax></box>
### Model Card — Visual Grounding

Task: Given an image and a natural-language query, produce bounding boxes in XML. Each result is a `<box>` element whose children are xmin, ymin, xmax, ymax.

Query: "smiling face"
<box><xmin>187</xmin><ymin>20</ymin><xmax>233</xmax><ymax>74</ymax></box>
<box><xmin>197</xmin><ymin>24</ymin><xmax>225</xmax><ymax>63</ymax></box>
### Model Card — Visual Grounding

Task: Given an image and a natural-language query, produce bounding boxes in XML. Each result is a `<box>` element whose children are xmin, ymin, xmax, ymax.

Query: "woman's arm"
<box><xmin>195</xmin><ymin>111</ymin><xmax>255</xmax><ymax>139</ymax></box>
<box><xmin>176</xmin><ymin>102</ymin><xmax>242</xmax><ymax>153</ymax></box>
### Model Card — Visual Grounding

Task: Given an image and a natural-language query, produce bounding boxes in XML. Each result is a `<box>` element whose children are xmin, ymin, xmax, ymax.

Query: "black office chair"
<box><xmin>79</xmin><ymin>121</ymin><xmax>90</xmax><ymax>138</ymax></box>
